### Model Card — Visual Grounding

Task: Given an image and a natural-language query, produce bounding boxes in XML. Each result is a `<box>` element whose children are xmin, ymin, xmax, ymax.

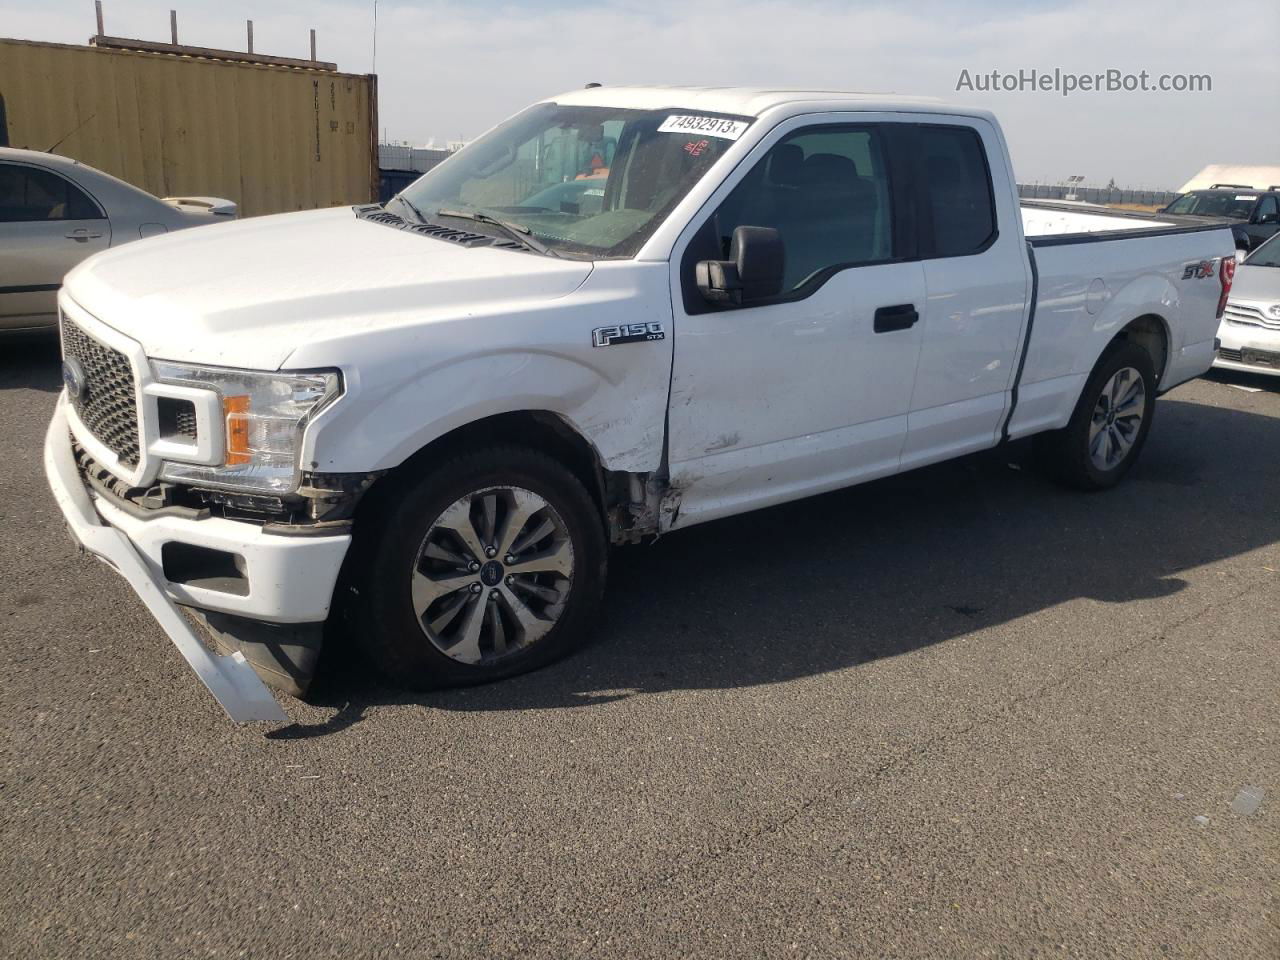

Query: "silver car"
<box><xmin>0</xmin><ymin>147</ymin><xmax>235</xmax><ymax>334</ymax></box>
<box><xmin>1215</xmin><ymin>231</ymin><xmax>1280</xmax><ymax>377</ymax></box>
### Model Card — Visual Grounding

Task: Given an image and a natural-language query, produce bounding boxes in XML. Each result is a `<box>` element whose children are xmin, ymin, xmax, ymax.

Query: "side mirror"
<box><xmin>695</xmin><ymin>225</ymin><xmax>785</xmax><ymax>305</ymax></box>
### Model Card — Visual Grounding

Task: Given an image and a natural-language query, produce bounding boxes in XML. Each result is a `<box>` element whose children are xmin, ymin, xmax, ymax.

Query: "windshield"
<box><xmin>1244</xmin><ymin>231</ymin><xmax>1280</xmax><ymax>267</ymax></box>
<box><xmin>391</xmin><ymin>103</ymin><xmax>751</xmax><ymax>259</ymax></box>
<box><xmin>1164</xmin><ymin>191</ymin><xmax>1258</xmax><ymax>219</ymax></box>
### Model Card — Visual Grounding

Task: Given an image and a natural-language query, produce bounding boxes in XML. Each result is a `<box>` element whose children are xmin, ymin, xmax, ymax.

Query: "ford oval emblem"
<box><xmin>61</xmin><ymin>358</ymin><xmax>86</xmax><ymax>402</ymax></box>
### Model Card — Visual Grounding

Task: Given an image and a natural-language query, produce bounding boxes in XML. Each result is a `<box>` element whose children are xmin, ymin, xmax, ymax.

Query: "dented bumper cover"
<box><xmin>43</xmin><ymin>396</ymin><xmax>352</xmax><ymax>723</ymax></box>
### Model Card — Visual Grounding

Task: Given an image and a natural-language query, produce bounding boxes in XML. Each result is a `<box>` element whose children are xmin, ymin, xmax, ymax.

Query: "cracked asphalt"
<box><xmin>2</xmin><ymin>336</ymin><xmax>1277</xmax><ymax>959</ymax></box>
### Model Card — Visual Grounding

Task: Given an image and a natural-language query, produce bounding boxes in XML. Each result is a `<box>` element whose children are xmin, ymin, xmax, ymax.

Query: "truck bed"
<box><xmin>1006</xmin><ymin>203</ymin><xmax>1235</xmax><ymax>446</ymax></box>
<box><xmin>1020</xmin><ymin>200</ymin><xmax>1228</xmax><ymax>246</ymax></box>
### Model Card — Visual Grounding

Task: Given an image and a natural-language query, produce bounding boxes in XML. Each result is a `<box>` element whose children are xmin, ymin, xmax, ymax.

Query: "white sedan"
<box><xmin>1214</xmin><ymin>231</ymin><xmax>1280</xmax><ymax>376</ymax></box>
<box><xmin>0</xmin><ymin>147</ymin><xmax>235</xmax><ymax>334</ymax></box>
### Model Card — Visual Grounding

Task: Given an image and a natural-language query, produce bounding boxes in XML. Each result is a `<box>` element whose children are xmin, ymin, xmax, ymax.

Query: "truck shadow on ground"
<box><xmin>278</xmin><ymin>385</ymin><xmax>1280</xmax><ymax>739</ymax></box>
<box><xmin>8</xmin><ymin>336</ymin><xmax>1273</xmax><ymax>741</ymax></box>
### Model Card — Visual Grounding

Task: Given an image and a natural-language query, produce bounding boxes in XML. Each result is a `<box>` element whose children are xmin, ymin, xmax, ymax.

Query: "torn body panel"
<box><xmin>44</xmin><ymin>399</ymin><xmax>289</xmax><ymax>723</ymax></box>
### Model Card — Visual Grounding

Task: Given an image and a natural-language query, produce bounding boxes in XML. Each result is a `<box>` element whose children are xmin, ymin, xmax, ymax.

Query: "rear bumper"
<box><xmin>43</xmin><ymin>396</ymin><xmax>352</xmax><ymax>722</ymax></box>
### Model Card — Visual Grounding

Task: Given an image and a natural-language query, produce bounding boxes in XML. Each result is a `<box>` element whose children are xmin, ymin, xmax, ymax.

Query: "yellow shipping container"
<box><xmin>0</xmin><ymin>37</ymin><xmax>378</xmax><ymax>217</ymax></box>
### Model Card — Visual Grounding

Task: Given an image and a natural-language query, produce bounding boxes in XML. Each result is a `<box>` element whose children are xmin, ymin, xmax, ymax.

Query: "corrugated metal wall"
<box><xmin>0</xmin><ymin>38</ymin><xmax>377</xmax><ymax>217</ymax></box>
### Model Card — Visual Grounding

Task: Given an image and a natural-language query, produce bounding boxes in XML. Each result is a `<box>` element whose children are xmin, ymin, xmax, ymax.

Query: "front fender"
<box><xmin>299</xmin><ymin>261</ymin><xmax>674</xmax><ymax>475</ymax></box>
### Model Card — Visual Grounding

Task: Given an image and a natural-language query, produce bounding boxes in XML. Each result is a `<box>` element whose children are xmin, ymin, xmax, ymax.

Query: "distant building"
<box><xmin>377</xmin><ymin>143</ymin><xmax>455</xmax><ymax>203</ymax></box>
<box><xmin>378</xmin><ymin>144</ymin><xmax>454</xmax><ymax>174</ymax></box>
<box><xmin>1177</xmin><ymin>165</ymin><xmax>1280</xmax><ymax>193</ymax></box>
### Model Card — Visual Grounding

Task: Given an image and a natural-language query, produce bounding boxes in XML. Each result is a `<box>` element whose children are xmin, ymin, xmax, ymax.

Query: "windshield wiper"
<box><xmin>392</xmin><ymin>193</ymin><xmax>429</xmax><ymax>224</ymax></box>
<box><xmin>435</xmin><ymin>209</ymin><xmax>560</xmax><ymax>258</ymax></box>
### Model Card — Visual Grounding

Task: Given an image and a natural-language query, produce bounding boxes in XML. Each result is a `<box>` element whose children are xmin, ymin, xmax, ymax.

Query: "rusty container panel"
<box><xmin>0</xmin><ymin>38</ymin><xmax>377</xmax><ymax>217</ymax></box>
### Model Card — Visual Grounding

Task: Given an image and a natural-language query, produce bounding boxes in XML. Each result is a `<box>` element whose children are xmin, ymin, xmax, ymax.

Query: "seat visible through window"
<box><xmin>714</xmin><ymin>127</ymin><xmax>892</xmax><ymax>291</ymax></box>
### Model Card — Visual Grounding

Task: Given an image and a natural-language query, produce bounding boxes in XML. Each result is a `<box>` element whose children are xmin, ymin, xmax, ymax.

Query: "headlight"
<box><xmin>152</xmin><ymin>362</ymin><xmax>342</xmax><ymax>494</ymax></box>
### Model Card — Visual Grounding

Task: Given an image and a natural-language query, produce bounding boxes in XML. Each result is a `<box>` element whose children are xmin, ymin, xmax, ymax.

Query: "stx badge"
<box><xmin>591</xmin><ymin>322</ymin><xmax>666</xmax><ymax>347</ymax></box>
<box><xmin>1181</xmin><ymin>260</ymin><xmax>1215</xmax><ymax>280</ymax></box>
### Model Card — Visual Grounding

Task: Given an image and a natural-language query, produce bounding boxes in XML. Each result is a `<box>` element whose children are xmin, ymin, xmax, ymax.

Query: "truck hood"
<box><xmin>64</xmin><ymin>207</ymin><xmax>594</xmax><ymax>369</ymax></box>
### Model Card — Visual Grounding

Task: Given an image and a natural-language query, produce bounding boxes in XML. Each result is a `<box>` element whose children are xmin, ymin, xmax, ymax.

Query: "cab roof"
<box><xmin>549</xmin><ymin>85</ymin><xmax>993</xmax><ymax>123</ymax></box>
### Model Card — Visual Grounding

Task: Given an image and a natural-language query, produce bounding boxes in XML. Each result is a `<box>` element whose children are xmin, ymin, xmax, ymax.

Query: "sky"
<box><xmin>3</xmin><ymin>0</ymin><xmax>1276</xmax><ymax>189</ymax></box>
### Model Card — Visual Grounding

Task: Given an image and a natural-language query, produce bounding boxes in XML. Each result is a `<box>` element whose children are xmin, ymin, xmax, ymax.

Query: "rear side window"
<box><xmin>916</xmin><ymin>125</ymin><xmax>995</xmax><ymax>257</ymax></box>
<box><xmin>0</xmin><ymin>164</ymin><xmax>102</xmax><ymax>222</ymax></box>
<box><xmin>713</xmin><ymin>125</ymin><xmax>894</xmax><ymax>291</ymax></box>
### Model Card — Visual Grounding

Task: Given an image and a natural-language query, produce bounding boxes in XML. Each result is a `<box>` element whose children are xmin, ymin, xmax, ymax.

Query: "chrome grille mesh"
<box><xmin>1223</xmin><ymin>302</ymin><xmax>1280</xmax><ymax>329</ymax></box>
<box><xmin>60</xmin><ymin>316</ymin><xmax>141</xmax><ymax>468</ymax></box>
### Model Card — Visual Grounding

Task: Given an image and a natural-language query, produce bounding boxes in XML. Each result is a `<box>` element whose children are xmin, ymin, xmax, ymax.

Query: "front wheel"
<box><xmin>1036</xmin><ymin>340</ymin><xmax>1157</xmax><ymax>490</ymax></box>
<box><xmin>354</xmin><ymin>445</ymin><xmax>607</xmax><ymax>689</ymax></box>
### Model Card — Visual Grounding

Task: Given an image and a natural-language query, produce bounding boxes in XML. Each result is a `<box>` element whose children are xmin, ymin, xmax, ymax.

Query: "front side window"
<box><xmin>712</xmin><ymin>125</ymin><xmax>893</xmax><ymax>292</ymax></box>
<box><xmin>0</xmin><ymin>164</ymin><xmax>101</xmax><ymax>222</ymax></box>
<box><xmin>916</xmin><ymin>125</ymin><xmax>995</xmax><ymax>257</ymax></box>
<box><xmin>393</xmin><ymin>103</ymin><xmax>751</xmax><ymax>260</ymax></box>
<box><xmin>1255</xmin><ymin>196</ymin><xmax>1278</xmax><ymax>223</ymax></box>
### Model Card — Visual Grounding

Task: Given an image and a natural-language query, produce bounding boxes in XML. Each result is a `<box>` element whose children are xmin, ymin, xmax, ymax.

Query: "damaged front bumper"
<box><xmin>43</xmin><ymin>396</ymin><xmax>352</xmax><ymax>723</ymax></box>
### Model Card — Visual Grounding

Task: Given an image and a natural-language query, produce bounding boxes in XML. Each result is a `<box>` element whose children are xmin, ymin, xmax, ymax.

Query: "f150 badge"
<box><xmin>591</xmin><ymin>322</ymin><xmax>666</xmax><ymax>347</ymax></box>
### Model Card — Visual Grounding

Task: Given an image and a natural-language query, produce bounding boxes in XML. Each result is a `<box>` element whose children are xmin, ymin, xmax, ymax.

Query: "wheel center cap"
<box><xmin>479</xmin><ymin>560</ymin><xmax>504</xmax><ymax>587</ymax></box>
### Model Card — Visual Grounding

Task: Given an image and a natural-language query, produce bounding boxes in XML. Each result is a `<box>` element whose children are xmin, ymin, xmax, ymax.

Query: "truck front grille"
<box><xmin>60</xmin><ymin>316</ymin><xmax>141</xmax><ymax>468</ymax></box>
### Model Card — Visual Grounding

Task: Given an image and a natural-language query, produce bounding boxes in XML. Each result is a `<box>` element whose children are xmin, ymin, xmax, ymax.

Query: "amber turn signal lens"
<box><xmin>223</xmin><ymin>394</ymin><xmax>251</xmax><ymax>465</ymax></box>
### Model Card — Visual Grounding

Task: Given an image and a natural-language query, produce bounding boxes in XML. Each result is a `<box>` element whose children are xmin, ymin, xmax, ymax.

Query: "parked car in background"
<box><xmin>0</xmin><ymin>147</ymin><xmax>235</xmax><ymax>334</ymax></box>
<box><xmin>1215</xmin><ymin>231</ymin><xmax>1280</xmax><ymax>377</ymax></box>
<box><xmin>1160</xmin><ymin>186</ymin><xmax>1280</xmax><ymax>253</ymax></box>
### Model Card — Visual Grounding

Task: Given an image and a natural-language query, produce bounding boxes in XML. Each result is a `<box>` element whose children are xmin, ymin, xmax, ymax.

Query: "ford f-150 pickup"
<box><xmin>44</xmin><ymin>87</ymin><xmax>1237</xmax><ymax>722</ymax></box>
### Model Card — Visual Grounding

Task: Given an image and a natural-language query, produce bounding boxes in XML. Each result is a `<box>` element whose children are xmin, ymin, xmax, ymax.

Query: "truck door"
<box><xmin>0</xmin><ymin>161</ymin><xmax>110</xmax><ymax>327</ymax></box>
<box><xmin>898</xmin><ymin>120</ymin><xmax>1031</xmax><ymax>470</ymax></box>
<box><xmin>666</xmin><ymin>117</ymin><xmax>927</xmax><ymax>528</ymax></box>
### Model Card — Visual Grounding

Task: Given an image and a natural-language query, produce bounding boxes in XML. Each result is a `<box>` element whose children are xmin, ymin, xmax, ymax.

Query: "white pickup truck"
<box><xmin>44</xmin><ymin>87</ymin><xmax>1236</xmax><ymax>722</ymax></box>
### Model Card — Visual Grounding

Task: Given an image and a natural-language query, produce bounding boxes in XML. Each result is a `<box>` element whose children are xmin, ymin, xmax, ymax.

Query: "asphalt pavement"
<box><xmin>2</xmin><ymin>335</ymin><xmax>1277</xmax><ymax>959</ymax></box>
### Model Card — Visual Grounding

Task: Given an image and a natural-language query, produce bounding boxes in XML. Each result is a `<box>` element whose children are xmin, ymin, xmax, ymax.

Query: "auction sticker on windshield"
<box><xmin>657</xmin><ymin>115</ymin><xmax>749</xmax><ymax>140</ymax></box>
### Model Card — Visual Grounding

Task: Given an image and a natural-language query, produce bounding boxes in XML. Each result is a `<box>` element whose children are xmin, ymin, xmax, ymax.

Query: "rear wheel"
<box><xmin>1036</xmin><ymin>340</ymin><xmax>1157</xmax><ymax>490</ymax></box>
<box><xmin>355</xmin><ymin>445</ymin><xmax>607</xmax><ymax>688</ymax></box>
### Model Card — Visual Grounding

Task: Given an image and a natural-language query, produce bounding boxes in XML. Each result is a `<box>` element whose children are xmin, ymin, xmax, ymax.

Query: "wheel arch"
<box><xmin>1113</xmin><ymin>313</ymin><xmax>1171</xmax><ymax>387</ymax></box>
<box><xmin>356</xmin><ymin>410</ymin><xmax>618</xmax><ymax>531</ymax></box>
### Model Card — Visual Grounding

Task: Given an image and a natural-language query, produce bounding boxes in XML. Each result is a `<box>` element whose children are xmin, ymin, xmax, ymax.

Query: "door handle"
<box><xmin>65</xmin><ymin>229</ymin><xmax>103</xmax><ymax>242</ymax></box>
<box><xmin>873</xmin><ymin>303</ymin><xmax>919</xmax><ymax>333</ymax></box>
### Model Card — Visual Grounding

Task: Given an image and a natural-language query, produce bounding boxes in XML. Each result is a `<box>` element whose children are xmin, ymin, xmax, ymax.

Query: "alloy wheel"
<box><xmin>1088</xmin><ymin>366</ymin><xmax>1146</xmax><ymax>471</ymax></box>
<box><xmin>410</xmin><ymin>486</ymin><xmax>574</xmax><ymax>665</ymax></box>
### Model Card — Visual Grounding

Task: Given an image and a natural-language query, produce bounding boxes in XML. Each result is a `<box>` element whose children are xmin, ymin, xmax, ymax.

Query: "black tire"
<box><xmin>353</xmin><ymin>445</ymin><xmax>607</xmax><ymax>689</ymax></box>
<box><xmin>1035</xmin><ymin>339</ymin><xmax>1157</xmax><ymax>491</ymax></box>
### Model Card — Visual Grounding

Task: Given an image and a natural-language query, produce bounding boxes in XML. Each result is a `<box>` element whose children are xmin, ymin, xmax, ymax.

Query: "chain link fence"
<box><xmin>1018</xmin><ymin>183</ymin><xmax>1180</xmax><ymax>207</ymax></box>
